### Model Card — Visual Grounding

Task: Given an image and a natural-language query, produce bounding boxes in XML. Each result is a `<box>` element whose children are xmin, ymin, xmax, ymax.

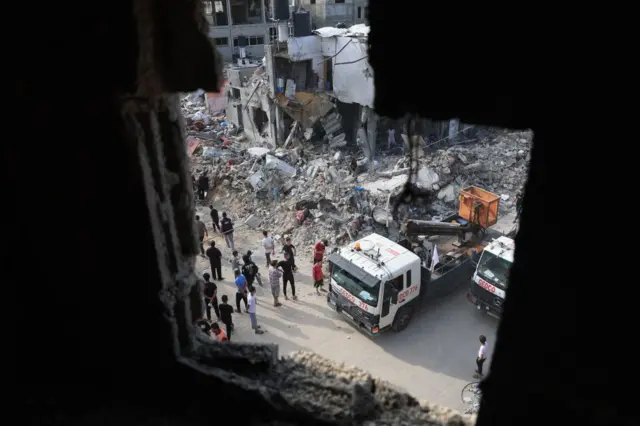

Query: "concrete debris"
<box><xmin>184</xmin><ymin>90</ymin><xmax>532</xmax><ymax>256</ymax></box>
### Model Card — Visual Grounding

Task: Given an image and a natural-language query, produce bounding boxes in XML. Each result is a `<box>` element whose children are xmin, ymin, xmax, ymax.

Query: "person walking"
<box><xmin>268</xmin><ymin>260</ymin><xmax>283</xmax><ymax>307</ymax></box>
<box><xmin>231</xmin><ymin>250</ymin><xmax>241</xmax><ymax>273</ymax></box>
<box><xmin>242</xmin><ymin>251</ymin><xmax>263</xmax><ymax>287</ymax></box>
<box><xmin>197</xmin><ymin>173</ymin><xmax>209</xmax><ymax>201</ymax></box>
<box><xmin>210</xmin><ymin>322</ymin><xmax>228</xmax><ymax>341</ymax></box>
<box><xmin>282</xmin><ymin>237</ymin><xmax>297</xmax><ymax>272</ymax></box>
<box><xmin>202</xmin><ymin>272</ymin><xmax>220</xmax><ymax>321</ymax></box>
<box><xmin>313</xmin><ymin>239</ymin><xmax>328</xmax><ymax>264</ymax></box>
<box><xmin>218</xmin><ymin>294</ymin><xmax>234</xmax><ymax>340</ymax></box>
<box><xmin>474</xmin><ymin>335</ymin><xmax>488</xmax><ymax>378</ymax></box>
<box><xmin>195</xmin><ymin>215</ymin><xmax>208</xmax><ymax>256</ymax></box>
<box><xmin>262</xmin><ymin>230</ymin><xmax>275</xmax><ymax>267</ymax></box>
<box><xmin>247</xmin><ymin>286</ymin><xmax>264</xmax><ymax>334</ymax></box>
<box><xmin>278</xmin><ymin>252</ymin><xmax>296</xmax><ymax>300</ymax></box>
<box><xmin>234</xmin><ymin>269</ymin><xmax>249</xmax><ymax>313</ymax></box>
<box><xmin>312</xmin><ymin>259</ymin><xmax>324</xmax><ymax>295</ymax></box>
<box><xmin>220</xmin><ymin>212</ymin><xmax>235</xmax><ymax>250</ymax></box>
<box><xmin>205</xmin><ymin>240</ymin><xmax>223</xmax><ymax>280</ymax></box>
<box><xmin>209</xmin><ymin>205</ymin><xmax>220</xmax><ymax>232</ymax></box>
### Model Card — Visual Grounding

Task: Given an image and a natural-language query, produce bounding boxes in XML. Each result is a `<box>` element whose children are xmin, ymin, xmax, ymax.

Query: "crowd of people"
<box><xmin>195</xmin><ymin>204</ymin><xmax>331</xmax><ymax>343</ymax></box>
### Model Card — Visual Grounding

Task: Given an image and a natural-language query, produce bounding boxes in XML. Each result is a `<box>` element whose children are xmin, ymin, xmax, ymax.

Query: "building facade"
<box><xmin>205</xmin><ymin>0</ymin><xmax>273</xmax><ymax>61</ymax></box>
<box><xmin>297</xmin><ymin>0</ymin><xmax>367</xmax><ymax>29</ymax></box>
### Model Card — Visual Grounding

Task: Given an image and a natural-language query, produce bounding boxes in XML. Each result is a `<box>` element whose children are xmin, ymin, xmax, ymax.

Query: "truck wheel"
<box><xmin>392</xmin><ymin>306</ymin><xmax>413</xmax><ymax>332</ymax></box>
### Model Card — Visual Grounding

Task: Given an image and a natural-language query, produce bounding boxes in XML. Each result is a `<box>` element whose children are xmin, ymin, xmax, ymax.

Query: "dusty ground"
<box><xmin>194</xmin><ymin>204</ymin><xmax>501</xmax><ymax>411</ymax></box>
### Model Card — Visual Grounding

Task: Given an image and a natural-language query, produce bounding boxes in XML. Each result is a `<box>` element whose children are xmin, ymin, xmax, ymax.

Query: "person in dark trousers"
<box><xmin>474</xmin><ymin>335</ymin><xmax>488</xmax><ymax>378</ymax></box>
<box><xmin>242</xmin><ymin>251</ymin><xmax>263</xmax><ymax>287</ymax></box>
<box><xmin>282</xmin><ymin>237</ymin><xmax>297</xmax><ymax>271</ymax></box>
<box><xmin>205</xmin><ymin>240</ymin><xmax>223</xmax><ymax>280</ymax></box>
<box><xmin>220</xmin><ymin>212</ymin><xmax>235</xmax><ymax>250</ymax></box>
<box><xmin>278</xmin><ymin>252</ymin><xmax>297</xmax><ymax>300</ymax></box>
<box><xmin>202</xmin><ymin>272</ymin><xmax>220</xmax><ymax>321</ymax></box>
<box><xmin>209</xmin><ymin>205</ymin><xmax>220</xmax><ymax>232</ymax></box>
<box><xmin>234</xmin><ymin>269</ymin><xmax>249</xmax><ymax>313</ymax></box>
<box><xmin>514</xmin><ymin>191</ymin><xmax>523</xmax><ymax>223</ymax></box>
<box><xmin>218</xmin><ymin>294</ymin><xmax>234</xmax><ymax>340</ymax></box>
<box><xmin>195</xmin><ymin>215</ymin><xmax>208</xmax><ymax>256</ymax></box>
<box><xmin>197</xmin><ymin>173</ymin><xmax>209</xmax><ymax>200</ymax></box>
<box><xmin>350</xmin><ymin>158</ymin><xmax>358</xmax><ymax>176</ymax></box>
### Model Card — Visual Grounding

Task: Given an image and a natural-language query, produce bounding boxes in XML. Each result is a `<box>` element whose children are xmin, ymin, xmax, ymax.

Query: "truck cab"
<box><xmin>467</xmin><ymin>235</ymin><xmax>514</xmax><ymax>317</ymax></box>
<box><xmin>327</xmin><ymin>234</ymin><xmax>423</xmax><ymax>336</ymax></box>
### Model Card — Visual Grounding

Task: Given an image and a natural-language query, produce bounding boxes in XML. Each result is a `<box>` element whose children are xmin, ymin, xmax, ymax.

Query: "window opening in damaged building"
<box><xmin>252</xmin><ymin>107</ymin><xmax>269</xmax><ymax>133</ymax></box>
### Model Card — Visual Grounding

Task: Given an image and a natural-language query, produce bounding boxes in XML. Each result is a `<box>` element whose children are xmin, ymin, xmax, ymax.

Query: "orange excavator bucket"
<box><xmin>458</xmin><ymin>186</ymin><xmax>500</xmax><ymax>229</ymax></box>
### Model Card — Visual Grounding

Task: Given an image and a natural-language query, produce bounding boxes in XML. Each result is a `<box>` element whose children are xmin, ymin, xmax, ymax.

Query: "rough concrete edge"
<box><xmin>179</xmin><ymin>345</ymin><xmax>476</xmax><ymax>426</ymax></box>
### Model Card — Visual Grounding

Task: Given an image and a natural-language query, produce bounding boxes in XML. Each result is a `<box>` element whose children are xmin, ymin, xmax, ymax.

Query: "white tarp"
<box><xmin>313</xmin><ymin>27</ymin><xmax>348</xmax><ymax>38</ymax></box>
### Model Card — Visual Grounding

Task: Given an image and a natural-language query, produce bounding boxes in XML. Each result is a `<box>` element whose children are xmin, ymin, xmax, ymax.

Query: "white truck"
<box><xmin>326</xmin><ymin>185</ymin><xmax>511</xmax><ymax>335</ymax></box>
<box><xmin>466</xmin><ymin>235</ymin><xmax>515</xmax><ymax>317</ymax></box>
<box><xmin>326</xmin><ymin>218</ymin><xmax>480</xmax><ymax>336</ymax></box>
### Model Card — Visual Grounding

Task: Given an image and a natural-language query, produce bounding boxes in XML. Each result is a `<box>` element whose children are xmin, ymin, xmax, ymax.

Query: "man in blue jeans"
<box><xmin>247</xmin><ymin>286</ymin><xmax>264</xmax><ymax>334</ymax></box>
<box><xmin>234</xmin><ymin>269</ymin><xmax>249</xmax><ymax>313</ymax></box>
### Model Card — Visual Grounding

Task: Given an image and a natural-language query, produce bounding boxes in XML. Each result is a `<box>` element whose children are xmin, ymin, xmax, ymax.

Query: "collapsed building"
<box><xmin>184</xmin><ymin>17</ymin><xmax>531</xmax><ymax>257</ymax></box>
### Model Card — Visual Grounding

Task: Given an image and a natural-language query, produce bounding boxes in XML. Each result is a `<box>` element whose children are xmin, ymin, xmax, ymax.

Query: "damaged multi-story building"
<box><xmin>221</xmin><ymin>2</ymin><xmax>463</xmax><ymax>159</ymax></box>
<box><xmin>204</xmin><ymin>0</ymin><xmax>273</xmax><ymax>62</ymax></box>
<box><xmin>222</xmin><ymin>5</ymin><xmax>375</xmax><ymax>149</ymax></box>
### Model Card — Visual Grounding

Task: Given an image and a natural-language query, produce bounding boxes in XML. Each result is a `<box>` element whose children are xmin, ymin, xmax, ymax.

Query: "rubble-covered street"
<box><xmin>183</xmin><ymin>88</ymin><xmax>531</xmax><ymax>258</ymax></box>
<box><xmin>181</xmin><ymin>34</ymin><xmax>530</xmax><ymax>412</ymax></box>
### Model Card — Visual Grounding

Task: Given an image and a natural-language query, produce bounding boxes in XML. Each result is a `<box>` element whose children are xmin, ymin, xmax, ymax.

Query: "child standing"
<box><xmin>247</xmin><ymin>286</ymin><xmax>264</xmax><ymax>334</ymax></box>
<box><xmin>312</xmin><ymin>260</ymin><xmax>324</xmax><ymax>295</ymax></box>
<box><xmin>268</xmin><ymin>260</ymin><xmax>283</xmax><ymax>307</ymax></box>
<box><xmin>218</xmin><ymin>295</ymin><xmax>234</xmax><ymax>341</ymax></box>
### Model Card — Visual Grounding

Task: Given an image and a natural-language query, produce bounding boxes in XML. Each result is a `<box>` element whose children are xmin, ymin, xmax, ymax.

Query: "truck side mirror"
<box><xmin>391</xmin><ymin>291</ymin><xmax>398</xmax><ymax>304</ymax></box>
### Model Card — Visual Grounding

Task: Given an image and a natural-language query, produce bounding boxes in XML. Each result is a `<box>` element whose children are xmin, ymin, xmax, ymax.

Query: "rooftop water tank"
<box><xmin>274</xmin><ymin>0</ymin><xmax>290</xmax><ymax>20</ymax></box>
<box><xmin>293</xmin><ymin>11</ymin><xmax>312</xmax><ymax>37</ymax></box>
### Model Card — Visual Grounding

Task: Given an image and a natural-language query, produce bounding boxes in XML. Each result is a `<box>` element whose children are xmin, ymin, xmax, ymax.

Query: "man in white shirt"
<box><xmin>262</xmin><ymin>230</ymin><xmax>275</xmax><ymax>267</ymax></box>
<box><xmin>247</xmin><ymin>286</ymin><xmax>264</xmax><ymax>335</ymax></box>
<box><xmin>474</xmin><ymin>335</ymin><xmax>488</xmax><ymax>378</ymax></box>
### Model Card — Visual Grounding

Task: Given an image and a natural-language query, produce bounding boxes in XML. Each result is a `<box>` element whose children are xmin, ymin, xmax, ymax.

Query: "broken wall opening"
<box><xmin>251</xmin><ymin>107</ymin><xmax>269</xmax><ymax>133</ymax></box>
<box><xmin>274</xmin><ymin>57</ymin><xmax>317</xmax><ymax>93</ymax></box>
<box><xmin>323</xmin><ymin>56</ymin><xmax>333</xmax><ymax>90</ymax></box>
<box><xmin>335</xmin><ymin>100</ymin><xmax>360</xmax><ymax>144</ymax></box>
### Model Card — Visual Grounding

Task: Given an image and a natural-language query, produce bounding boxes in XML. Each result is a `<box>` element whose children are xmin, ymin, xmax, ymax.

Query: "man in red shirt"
<box><xmin>313</xmin><ymin>239</ymin><xmax>328</xmax><ymax>264</ymax></box>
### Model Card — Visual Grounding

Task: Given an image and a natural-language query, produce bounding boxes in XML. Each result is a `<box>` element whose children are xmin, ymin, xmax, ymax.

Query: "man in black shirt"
<box><xmin>218</xmin><ymin>294</ymin><xmax>234</xmax><ymax>341</ymax></box>
<box><xmin>197</xmin><ymin>173</ymin><xmax>209</xmax><ymax>200</ymax></box>
<box><xmin>282</xmin><ymin>237</ymin><xmax>297</xmax><ymax>271</ymax></box>
<box><xmin>278</xmin><ymin>252</ymin><xmax>297</xmax><ymax>300</ymax></box>
<box><xmin>220</xmin><ymin>212</ymin><xmax>235</xmax><ymax>250</ymax></box>
<box><xmin>205</xmin><ymin>240</ymin><xmax>224</xmax><ymax>280</ymax></box>
<box><xmin>202</xmin><ymin>272</ymin><xmax>220</xmax><ymax>321</ymax></box>
<box><xmin>209</xmin><ymin>204</ymin><xmax>220</xmax><ymax>232</ymax></box>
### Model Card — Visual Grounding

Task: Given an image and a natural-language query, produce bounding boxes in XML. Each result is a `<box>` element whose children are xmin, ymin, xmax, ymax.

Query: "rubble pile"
<box><xmin>417</xmin><ymin>130</ymin><xmax>532</xmax><ymax>214</ymax></box>
<box><xmin>184</xmin><ymin>92</ymin><xmax>532</xmax><ymax>254</ymax></box>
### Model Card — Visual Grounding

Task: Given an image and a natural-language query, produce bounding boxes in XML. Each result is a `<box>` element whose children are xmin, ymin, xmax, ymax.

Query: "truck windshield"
<box><xmin>477</xmin><ymin>251</ymin><xmax>512</xmax><ymax>289</ymax></box>
<box><xmin>331</xmin><ymin>263</ymin><xmax>381</xmax><ymax>306</ymax></box>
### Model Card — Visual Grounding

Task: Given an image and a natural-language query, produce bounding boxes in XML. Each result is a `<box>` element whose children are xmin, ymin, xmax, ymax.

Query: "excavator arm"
<box><xmin>401</xmin><ymin>219</ymin><xmax>475</xmax><ymax>239</ymax></box>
